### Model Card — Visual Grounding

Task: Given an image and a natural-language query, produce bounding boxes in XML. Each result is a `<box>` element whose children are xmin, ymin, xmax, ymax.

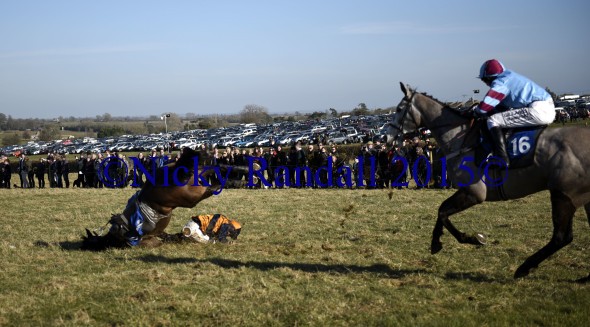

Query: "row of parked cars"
<box><xmin>1</xmin><ymin>114</ymin><xmax>394</xmax><ymax>156</ymax></box>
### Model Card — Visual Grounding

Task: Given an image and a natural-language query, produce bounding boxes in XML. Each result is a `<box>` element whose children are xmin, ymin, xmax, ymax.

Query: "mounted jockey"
<box><xmin>475</xmin><ymin>59</ymin><xmax>556</xmax><ymax>168</ymax></box>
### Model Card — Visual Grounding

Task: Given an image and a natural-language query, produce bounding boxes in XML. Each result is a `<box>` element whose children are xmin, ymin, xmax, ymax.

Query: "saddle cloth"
<box><xmin>109</xmin><ymin>191</ymin><xmax>171</xmax><ymax>246</ymax></box>
<box><xmin>476</xmin><ymin>126</ymin><xmax>546</xmax><ymax>169</ymax></box>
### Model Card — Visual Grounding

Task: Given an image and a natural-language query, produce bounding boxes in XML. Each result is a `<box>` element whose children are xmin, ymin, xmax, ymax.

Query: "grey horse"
<box><xmin>386</xmin><ymin>82</ymin><xmax>590</xmax><ymax>279</ymax></box>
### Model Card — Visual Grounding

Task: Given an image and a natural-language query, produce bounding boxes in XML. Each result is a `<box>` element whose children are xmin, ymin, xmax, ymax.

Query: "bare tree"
<box><xmin>38</xmin><ymin>124</ymin><xmax>61</xmax><ymax>141</ymax></box>
<box><xmin>329</xmin><ymin>108</ymin><xmax>338</xmax><ymax>117</ymax></box>
<box><xmin>240</xmin><ymin>104</ymin><xmax>272</xmax><ymax>124</ymax></box>
<box><xmin>352</xmin><ymin>103</ymin><xmax>369</xmax><ymax>116</ymax></box>
<box><xmin>164</xmin><ymin>113</ymin><xmax>183</xmax><ymax>132</ymax></box>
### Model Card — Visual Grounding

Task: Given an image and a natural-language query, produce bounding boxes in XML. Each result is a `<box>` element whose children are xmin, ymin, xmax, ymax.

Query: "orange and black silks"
<box><xmin>190</xmin><ymin>214</ymin><xmax>242</xmax><ymax>243</ymax></box>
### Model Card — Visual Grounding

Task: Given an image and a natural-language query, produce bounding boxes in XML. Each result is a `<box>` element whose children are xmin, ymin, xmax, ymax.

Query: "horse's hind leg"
<box><xmin>514</xmin><ymin>190</ymin><xmax>576</xmax><ymax>278</ymax></box>
<box><xmin>432</xmin><ymin>188</ymin><xmax>485</xmax><ymax>254</ymax></box>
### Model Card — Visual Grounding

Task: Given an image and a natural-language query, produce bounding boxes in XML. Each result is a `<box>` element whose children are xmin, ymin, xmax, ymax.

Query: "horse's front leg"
<box><xmin>432</xmin><ymin>186</ymin><xmax>486</xmax><ymax>254</ymax></box>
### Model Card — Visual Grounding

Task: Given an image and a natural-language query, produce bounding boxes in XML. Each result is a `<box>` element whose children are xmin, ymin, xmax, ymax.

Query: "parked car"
<box><xmin>234</xmin><ymin>135</ymin><xmax>256</xmax><ymax>148</ymax></box>
<box><xmin>294</xmin><ymin>132</ymin><xmax>313</xmax><ymax>144</ymax></box>
<box><xmin>327</xmin><ymin>132</ymin><xmax>353</xmax><ymax>145</ymax></box>
<box><xmin>342</xmin><ymin>127</ymin><xmax>360</xmax><ymax>142</ymax></box>
<box><xmin>311</xmin><ymin>125</ymin><xmax>327</xmax><ymax>133</ymax></box>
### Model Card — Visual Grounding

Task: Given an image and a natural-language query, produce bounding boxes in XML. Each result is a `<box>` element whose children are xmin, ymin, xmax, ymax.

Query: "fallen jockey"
<box><xmin>182</xmin><ymin>214</ymin><xmax>242</xmax><ymax>243</ymax></box>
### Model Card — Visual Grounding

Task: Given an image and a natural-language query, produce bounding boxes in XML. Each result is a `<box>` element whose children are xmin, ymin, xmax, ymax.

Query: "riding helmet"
<box><xmin>479</xmin><ymin>59</ymin><xmax>505</xmax><ymax>79</ymax></box>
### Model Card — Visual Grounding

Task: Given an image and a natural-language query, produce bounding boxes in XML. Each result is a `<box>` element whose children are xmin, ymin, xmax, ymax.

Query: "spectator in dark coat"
<box><xmin>2</xmin><ymin>157</ymin><xmax>11</xmax><ymax>188</ymax></box>
<box><xmin>84</xmin><ymin>153</ymin><xmax>96</xmax><ymax>188</ymax></box>
<box><xmin>74</xmin><ymin>155</ymin><xmax>86</xmax><ymax>187</ymax></box>
<box><xmin>62</xmin><ymin>155</ymin><xmax>70</xmax><ymax>188</ymax></box>
<box><xmin>55</xmin><ymin>155</ymin><xmax>63</xmax><ymax>188</ymax></box>
<box><xmin>35</xmin><ymin>158</ymin><xmax>46</xmax><ymax>188</ymax></box>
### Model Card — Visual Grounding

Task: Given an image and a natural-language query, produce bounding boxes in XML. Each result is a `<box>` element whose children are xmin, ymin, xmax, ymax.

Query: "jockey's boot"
<box><xmin>490</xmin><ymin>127</ymin><xmax>510</xmax><ymax>168</ymax></box>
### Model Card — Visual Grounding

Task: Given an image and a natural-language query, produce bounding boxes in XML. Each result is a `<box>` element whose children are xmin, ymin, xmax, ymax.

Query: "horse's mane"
<box><xmin>417</xmin><ymin>90</ymin><xmax>447</xmax><ymax>106</ymax></box>
<box><xmin>413</xmin><ymin>88</ymin><xmax>477</xmax><ymax>117</ymax></box>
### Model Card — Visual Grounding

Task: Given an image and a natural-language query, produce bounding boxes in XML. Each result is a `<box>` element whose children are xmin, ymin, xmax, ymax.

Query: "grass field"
<box><xmin>0</xmin><ymin>187</ymin><xmax>589</xmax><ymax>326</ymax></box>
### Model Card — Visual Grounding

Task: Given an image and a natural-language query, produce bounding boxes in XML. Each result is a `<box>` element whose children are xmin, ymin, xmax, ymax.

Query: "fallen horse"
<box><xmin>82</xmin><ymin>147</ymin><xmax>219</xmax><ymax>250</ymax></box>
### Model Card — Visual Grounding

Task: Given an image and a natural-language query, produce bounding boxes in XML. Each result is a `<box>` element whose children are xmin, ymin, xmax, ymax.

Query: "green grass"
<box><xmin>0</xmin><ymin>187</ymin><xmax>589</xmax><ymax>326</ymax></box>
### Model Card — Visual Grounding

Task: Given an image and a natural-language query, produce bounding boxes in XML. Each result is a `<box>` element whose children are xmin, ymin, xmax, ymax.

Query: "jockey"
<box><xmin>183</xmin><ymin>214</ymin><xmax>241</xmax><ymax>243</ymax></box>
<box><xmin>475</xmin><ymin>59</ymin><xmax>555</xmax><ymax>167</ymax></box>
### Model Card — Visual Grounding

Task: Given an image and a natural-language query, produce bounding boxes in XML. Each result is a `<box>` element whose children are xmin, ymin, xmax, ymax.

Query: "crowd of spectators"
<box><xmin>556</xmin><ymin>107</ymin><xmax>590</xmax><ymax>125</ymax></box>
<box><xmin>1</xmin><ymin>137</ymin><xmax>448</xmax><ymax>190</ymax></box>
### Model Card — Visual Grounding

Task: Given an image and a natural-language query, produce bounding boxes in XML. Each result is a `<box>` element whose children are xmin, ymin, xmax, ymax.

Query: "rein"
<box><xmin>440</xmin><ymin>113</ymin><xmax>479</xmax><ymax>160</ymax></box>
<box><xmin>390</xmin><ymin>91</ymin><xmax>480</xmax><ymax>160</ymax></box>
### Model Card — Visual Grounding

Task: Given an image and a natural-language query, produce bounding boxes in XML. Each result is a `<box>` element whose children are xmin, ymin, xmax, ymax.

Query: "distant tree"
<box><xmin>329</xmin><ymin>108</ymin><xmax>338</xmax><ymax>118</ymax></box>
<box><xmin>0</xmin><ymin>113</ymin><xmax>7</xmax><ymax>130</ymax></box>
<box><xmin>102</xmin><ymin>113</ymin><xmax>112</xmax><ymax>122</ymax></box>
<box><xmin>38</xmin><ymin>124</ymin><xmax>61</xmax><ymax>141</ymax></box>
<box><xmin>2</xmin><ymin>133</ymin><xmax>21</xmax><ymax>146</ymax></box>
<box><xmin>240</xmin><ymin>104</ymin><xmax>272</xmax><ymax>124</ymax></box>
<box><xmin>6</xmin><ymin>115</ymin><xmax>15</xmax><ymax>130</ymax></box>
<box><xmin>185</xmin><ymin>113</ymin><xmax>197</xmax><ymax>120</ymax></box>
<box><xmin>145</xmin><ymin>123</ymin><xmax>157</xmax><ymax>134</ymax></box>
<box><xmin>22</xmin><ymin>130</ymin><xmax>31</xmax><ymax>140</ymax></box>
<box><xmin>352</xmin><ymin>103</ymin><xmax>369</xmax><ymax>116</ymax></box>
<box><xmin>97</xmin><ymin>126</ymin><xmax>126</xmax><ymax>138</ymax></box>
<box><xmin>164</xmin><ymin>113</ymin><xmax>183</xmax><ymax>132</ymax></box>
<box><xmin>198</xmin><ymin>118</ymin><xmax>214</xmax><ymax>130</ymax></box>
<box><xmin>308</xmin><ymin>111</ymin><xmax>327</xmax><ymax>120</ymax></box>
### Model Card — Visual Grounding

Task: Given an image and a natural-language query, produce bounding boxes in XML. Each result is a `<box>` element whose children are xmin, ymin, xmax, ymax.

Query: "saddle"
<box><xmin>476</xmin><ymin>125</ymin><xmax>547</xmax><ymax>169</ymax></box>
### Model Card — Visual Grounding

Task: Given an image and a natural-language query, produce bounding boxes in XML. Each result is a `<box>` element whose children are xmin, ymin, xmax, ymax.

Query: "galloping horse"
<box><xmin>82</xmin><ymin>147</ymin><xmax>219</xmax><ymax>250</ymax></box>
<box><xmin>387</xmin><ymin>82</ymin><xmax>590</xmax><ymax>279</ymax></box>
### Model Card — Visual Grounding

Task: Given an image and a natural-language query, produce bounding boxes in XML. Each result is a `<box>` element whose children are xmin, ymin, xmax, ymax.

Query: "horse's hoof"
<box><xmin>475</xmin><ymin>233</ymin><xmax>487</xmax><ymax>245</ymax></box>
<box><xmin>464</xmin><ymin>233</ymin><xmax>486</xmax><ymax>246</ymax></box>
<box><xmin>514</xmin><ymin>266</ymin><xmax>529</xmax><ymax>279</ymax></box>
<box><xmin>431</xmin><ymin>241</ymin><xmax>443</xmax><ymax>254</ymax></box>
<box><xmin>575</xmin><ymin>274</ymin><xmax>590</xmax><ymax>284</ymax></box>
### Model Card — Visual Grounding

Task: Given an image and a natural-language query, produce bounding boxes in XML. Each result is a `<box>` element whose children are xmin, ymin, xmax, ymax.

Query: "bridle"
<box><xmin>387</xmin><ymin>91</ymin><xmax>478</xmax><ymax>159</ymax></box>
<box><xmin>387</xmin><ymin>91</ymin><xmax>419</xmax><ymax>147</ymax></box>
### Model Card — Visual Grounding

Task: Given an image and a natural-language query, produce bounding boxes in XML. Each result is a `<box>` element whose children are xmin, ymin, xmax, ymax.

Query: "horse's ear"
<box><xmin>85</xmin><ymin>229</ymin><xmax>93</xmax><ymax>238</ymax></box>
<box><xmin>399</xmin><ymin>82</ymin><xmax>412</xmax><ymax>98</ymax></box>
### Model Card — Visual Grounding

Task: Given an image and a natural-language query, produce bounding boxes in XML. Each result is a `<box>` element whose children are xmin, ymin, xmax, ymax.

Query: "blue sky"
<box><xmin>1</xmin><ymin>0</ymin><xmax>589</xmax><ymax>119</ymax></box>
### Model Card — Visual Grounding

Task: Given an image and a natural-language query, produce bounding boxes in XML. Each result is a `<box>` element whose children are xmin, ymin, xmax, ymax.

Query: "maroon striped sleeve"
<box><xmin>487</xmin><ymin>89</ymin><xmax>506</xmax><ymax>101</ymax></box>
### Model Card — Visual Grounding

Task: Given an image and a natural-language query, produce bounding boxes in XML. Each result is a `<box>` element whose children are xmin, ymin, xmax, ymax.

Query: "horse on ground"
<box><xmin>82</xmin><ymin>147</ymin><xmax>219</xmax><ymax>250</ymax></box>
<box><xmin>386</xmin><ymin>82</ymin><xmax>590</xmax><ymax>279</ymax></box>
